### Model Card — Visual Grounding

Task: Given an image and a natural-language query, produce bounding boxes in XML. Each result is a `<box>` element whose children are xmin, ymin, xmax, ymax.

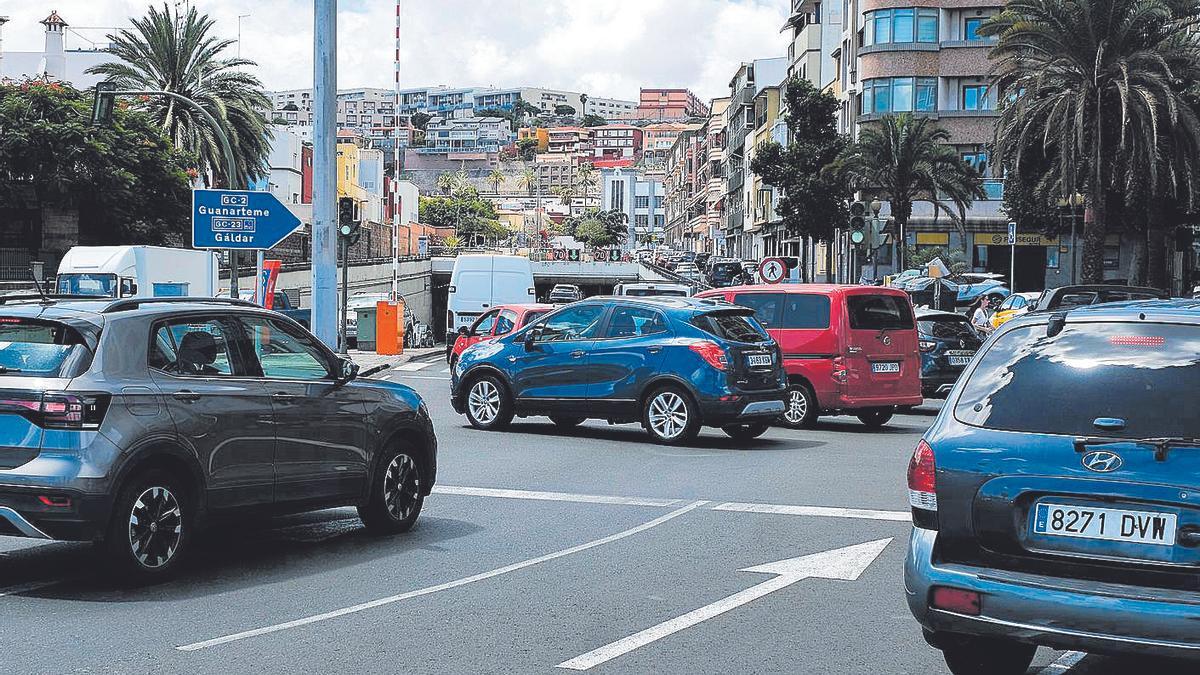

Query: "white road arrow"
<box><xmin>556</xmin><ymin>538</ymin><xmax>893</xmax><ymax>671</ymax></box>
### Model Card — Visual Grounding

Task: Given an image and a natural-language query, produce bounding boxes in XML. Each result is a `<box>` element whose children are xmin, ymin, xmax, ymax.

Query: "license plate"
<box><xmin>1033</xmin><ymin>503</ymin><xmax>1177</xmax><ymax>546</ymax></box>
<box><xmin>747</xmin><ymin>354</ymin><xmax>772</xmax><ymax>367</ymax></box>
<box><xmin>872</xmin><ymin>361</ymin><xmax>900</xmax><ymax>374</ymax></box>
<box><xmin>947</xmin><ymin>356</ymin><xmax>972</xmax><ymax>366</ymax></box>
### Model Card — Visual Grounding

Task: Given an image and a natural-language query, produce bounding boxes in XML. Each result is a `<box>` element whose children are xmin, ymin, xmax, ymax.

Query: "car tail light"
<box><xmin>0</xmin><ymin>392</ymin><xmax>109</xmax><ymax>430</ymax></box>
<box><xmin>919</xmin><ymin>340</ymin><xmax>936</xmax><ymax>352</ymax></box>
<box><xmin>930</xmin><ymin>587</ymin><xmax>980</xmax><ymax>616</ymax></box>
<box><xmin>689</xmin><ymin>341</ymin><xmax>728</xmax><ymax>371</ymax></box>
<box><xmin>908</xmin><ymin>439</ymin><xmax>937</xmax><ymax>512</ymax></box>
<box><xmin>832</xmin><ymin>356</ymin><xmax>848</xmax><ymax>384</ymax></box>
<box><xmin>446</xmin><ymin>310</ymin><xmax>455</xmax><ymax>329</ymax></box>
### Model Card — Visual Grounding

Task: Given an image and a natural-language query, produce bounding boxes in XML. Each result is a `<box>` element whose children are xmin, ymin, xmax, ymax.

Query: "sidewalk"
<box><xmin>347</xmin><ymin>345</ymin><xmax>443</xmax><ymax>373</ymax></box>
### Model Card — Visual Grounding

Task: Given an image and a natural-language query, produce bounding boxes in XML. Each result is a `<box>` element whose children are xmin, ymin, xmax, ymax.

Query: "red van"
<box><xmin>695</xmin><ymin>284</ymin><xmax>922</xmax><ymax>428</ymax></box>
<box><xmin>448</xmin><ymin>303</ymin><xmax>554</xmax><ymax>367</ymax></box>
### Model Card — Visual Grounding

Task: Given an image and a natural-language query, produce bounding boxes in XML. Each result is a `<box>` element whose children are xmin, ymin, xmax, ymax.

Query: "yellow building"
<box><xmin>336</xmin><ymin>132</ymin><xmax>368</xmax><ymax>205</ymax></box>
<box><xmin>518</xmin><ymin>127</ymin><xmax>550</xmax><ymax>152</ymax></box>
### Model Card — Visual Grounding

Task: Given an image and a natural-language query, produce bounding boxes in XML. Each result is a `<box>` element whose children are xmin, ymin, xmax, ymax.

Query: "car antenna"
<box><xmin>29</xmin><ymin>265</ymin><xmax>51</xmax><ymax>305</ymax></box>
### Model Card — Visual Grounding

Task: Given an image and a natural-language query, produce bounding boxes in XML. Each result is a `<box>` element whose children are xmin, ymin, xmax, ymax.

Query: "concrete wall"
<box><xmin>273</xmin><ymin>259</ymin><xmax>434</xmax><ymax>326</ymax></box>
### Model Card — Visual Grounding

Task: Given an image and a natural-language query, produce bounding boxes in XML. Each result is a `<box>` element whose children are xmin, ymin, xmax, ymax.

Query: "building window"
<box><xmin>862</xmin><ymin>78</ymin><xmax>937</xmax><ymax>114</ymax></box>
<box><xmin>636</xmin><ymin>215</ymin><xmax>649</xmax><ymax>228</ymax></box>
<box><xmin>962</xmin><ymin>85</ymin><xmax>991</xmax><ymax>110</ymax></box>
<box><xmin>865</xmin><ymin>8</ymin><xmax>938</xmax><ymax>45</ymax></box>
<box><xmin>654</xmin><ymin>215</ymin><xmax>665</xmax><ymax>227</ymax></box>
<box><xmin>613</xmin><ymin>182</ymin><xmax>625</xmax><ymax>212</ymax></box>
<box><xmin>635</xmin><ymin>195</ymin><xmax>650</xmax><ymax>208</ymax></box>
<box><xmin>961</xmin><ymin>149</ymin><xmax>989</xmax><ymax>176</ymax></box>
<box><xmin>653</xmin><ymin>195</ymin><xmax>664</xmax><ymax>208</ymax></box>
<box><xmin>964</xmin><ymin>17</ymin><xmax>985</xmax><ymax>41</ymax></box>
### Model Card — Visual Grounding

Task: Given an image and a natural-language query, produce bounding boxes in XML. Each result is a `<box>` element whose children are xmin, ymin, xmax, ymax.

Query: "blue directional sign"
<box><xmin>192</xmin><ymin>189</ymin><xmax>302</xmax><ymax>250</ymax></box>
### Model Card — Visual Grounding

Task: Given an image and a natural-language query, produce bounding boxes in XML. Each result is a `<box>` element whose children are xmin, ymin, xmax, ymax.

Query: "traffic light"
<box><xmin>91</xmin><ymin>82</ymin><xmax>117</xmax><ymax>126</ymax></box>
<box><xmin>867</xmin><ymin>217</ymin><xmax>889</xmax><ymax>249</ymax></box>
<box><xmin>338</xmin><ymin>197</ymin><xmax>361</xmax><ymax>246</ymax></box>
<box><xmin>849</xmin><ymin>201</ymin><xmax>868</xmax><ymax>246</ymax></box>
<box><xmin>1175</xmin><ymin>226</ymin><xmax>1195</xmax><ymax>253</ymax></box>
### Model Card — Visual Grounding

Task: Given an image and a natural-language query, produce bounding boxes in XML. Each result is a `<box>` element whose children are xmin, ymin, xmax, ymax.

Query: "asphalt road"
<box><xmin>0</xmin><ymin>362</ymin><xmax>1195</xmax><ymax>674</ymax></box>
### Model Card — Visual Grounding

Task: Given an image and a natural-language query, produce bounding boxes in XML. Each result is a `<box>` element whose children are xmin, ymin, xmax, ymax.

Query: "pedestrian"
<box><xmin>970</xmin><ymin>296</ymin><xmax>994</xmax><ymax>334</ymax></box>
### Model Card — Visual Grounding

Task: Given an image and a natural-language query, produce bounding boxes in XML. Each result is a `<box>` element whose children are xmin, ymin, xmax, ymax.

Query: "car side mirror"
<box><xmin>458</xmin><ymin>326</ymin><xmax>470</xmax><ymax>337</ymax></box>
<box><xmin>524</xmin><ymin>327</ymin><xmax>542</xmax><ymax>350</ymax></box>
<box><xmin>336</xmin><ymin>357</ymin><xmax>359</xmax><ymax>384</ymax></box>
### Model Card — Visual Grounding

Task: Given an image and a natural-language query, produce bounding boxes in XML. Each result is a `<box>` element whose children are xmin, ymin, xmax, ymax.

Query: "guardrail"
<box><xmin>641</xmin><ymin>261</ymin><xmax>714</xmax><ymax>293</ymax></box>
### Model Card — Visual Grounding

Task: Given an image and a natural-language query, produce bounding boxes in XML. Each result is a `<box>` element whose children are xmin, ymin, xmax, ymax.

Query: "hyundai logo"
<box><xmin>1081</xmin><ymin>451</ymin><xmax>1124</xmax><ymax>473</ymax></box>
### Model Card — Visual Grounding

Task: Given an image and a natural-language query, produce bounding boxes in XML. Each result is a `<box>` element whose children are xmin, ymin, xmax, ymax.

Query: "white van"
<box><xmin>447</xmin><ymin>254</ymin><xmax>535</xmax><ymax>336</ymax></box>
<box><xmin>55</xmin><ymin>246</ymin><xmax>220</xmax><ymax>298</ymax></box>
<box><xmin>613</xmin><ymin>282</ymin><xmax>691</xmax><ymax>297</ymax></box>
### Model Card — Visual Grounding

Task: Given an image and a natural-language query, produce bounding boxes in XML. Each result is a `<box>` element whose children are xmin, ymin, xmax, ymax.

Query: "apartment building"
<box><xmin>722</xmin><ymin>58</ymin><xmax>789</xmax><ymax>259</ymax></box>
<box><xmin>634</xmin><ymin>88</ymin><xmax>710</xmax><ymax>121</ymax></box>
<box><xmin>591</xmin><ymin>124</ymin><xmax>643</xmax><ymax>162</ymax></box>
<box><xmin>586</xmin><ymin>96</ymin><xmax>639</xmax><ymax>119</ymax></box>
<box><xmin>783</xmin><ymin>0</ymin><xmax>843</xmax><ymax>88</ymax></box>
<box><xmin>420</xmin><ymin>116</ymin><xmax>514</xmax><ymax>156</ymax></box>
<box><xmin>746</xmin><ymin>86</ymin><xmax>787</xmax><ymax>258</ymax></box>
<box><xmin>602</xmin><ymin>168</ymin><xmax>667</xmax><ymax>250</ymax></box>
<box><xmin>663</xmin><ymin>124</ymin><xmax>705</xmax><ymax>251</ymax></box>
<box><xmin>546</xmin><ymin>127</ymin><xmax>595</xmax><ymax>156</ymax></box>
<box><xmin>533</xmin><ymin>155</ymin><xmax>579</xmax><ymax>194</ymax></box>
<box><xmin>642</xmin><ymin>122</ymin><xmax>692</xmax><ymax>164</ymax></box>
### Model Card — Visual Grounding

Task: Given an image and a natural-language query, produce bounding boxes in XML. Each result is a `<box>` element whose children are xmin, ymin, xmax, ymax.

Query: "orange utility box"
<box><xmin>375</xmin><ymin>300</ymin><xmax>405</xmax><ymax>355</ymax></box>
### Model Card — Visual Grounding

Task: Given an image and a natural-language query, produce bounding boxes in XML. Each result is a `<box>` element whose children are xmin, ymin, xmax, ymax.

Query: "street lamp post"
<box><xmin>311</xmin><ymin>0</ymin><xmax>338</xmax><ymax>349</ymax></box>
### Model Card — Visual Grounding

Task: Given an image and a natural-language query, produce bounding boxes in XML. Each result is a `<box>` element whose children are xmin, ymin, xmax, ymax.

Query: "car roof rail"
<box><xmin>101</xmin><ymin>296</ymin><xmax>261</xmax><ymax>314</ymax></box>
<box><xmin>0</xmin><ymin>293</ymin><xmax>105</xmax><ymax>305</ymax></box>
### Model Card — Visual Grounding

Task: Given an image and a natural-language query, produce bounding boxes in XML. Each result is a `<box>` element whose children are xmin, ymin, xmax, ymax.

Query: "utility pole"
<box><xmin>311</xmin><ymin>0</ymin><xmax>338</xmax><ymax>349</ymax></box>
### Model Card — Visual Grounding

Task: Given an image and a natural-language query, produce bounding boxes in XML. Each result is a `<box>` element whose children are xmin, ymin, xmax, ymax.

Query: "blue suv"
<box><xmin>905</xmin><ymin>299</ymin><xmax>1200</xmax><ymax>673</ymax></box>
<box><xmin>450</xmin><ymin>297</ymin><xmax>786</xmax><ymax>444</ymax></box>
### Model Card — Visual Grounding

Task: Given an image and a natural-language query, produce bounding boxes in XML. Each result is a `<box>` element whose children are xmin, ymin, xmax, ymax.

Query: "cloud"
<box><xmin>5</xmin><ymin>0</ymin><xmax>790</xmax><ymax>100</ymax></box>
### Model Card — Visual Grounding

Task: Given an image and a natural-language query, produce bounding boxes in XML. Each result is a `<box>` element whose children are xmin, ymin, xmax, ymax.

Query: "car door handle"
<box><xmin>570</xmin><ymin>350</ymin><xmax>585</xmax><ymax>359</ymax></box>
<box><xmin>172</xmin><ymin>391</ymin><xmax>201</xmax><ymax>402</ymax></box>
<box><xmin>648</xmin><ymin>347</ymin><xmax>662</xmax><ymax>354</ymax></box>
<box><xmin>271</xmin><ymin>392</ymin><xmax>302</xmax><ymax>403</ymax></box>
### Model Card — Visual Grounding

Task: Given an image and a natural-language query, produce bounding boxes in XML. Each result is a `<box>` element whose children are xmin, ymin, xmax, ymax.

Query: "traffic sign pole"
<box><xmin>312</xmin><ymin>0</ymin><xmax>338</xmax><ymax>349</ymax></box>
<box><xmin>1008</xmin><ymin>222</ymin><xmax>1017</xmax><ymax>292</ymax></box>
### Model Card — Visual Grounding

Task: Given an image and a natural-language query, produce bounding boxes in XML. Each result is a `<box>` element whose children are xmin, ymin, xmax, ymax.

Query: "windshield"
<box><xmin>56</xmin><ymin>273</ymin><xmax>117</xmax><ymax>297</ymax></box>
<box><xmin>918</xmin><ymin>316</ymin><xmax>975</xmax><ymax>339</ymax></box>
<box><xmin>624</xmin><ymin>288</ymin><xmax>688</xmax><ymax>297</ymax></box>
<box><xmin>691</xmin><ymin>311</ymin><xmax>770</xmax><ymax>343</ymax></box>
<box><xmin>0</xmin><ymin>319</ymin><xmax>92</xmax><ymax>377</ymax></box>
<box><xmin>955</xmin><ymin>322</ymin><xmax>1200</xmax><ymax>438</ymax></box>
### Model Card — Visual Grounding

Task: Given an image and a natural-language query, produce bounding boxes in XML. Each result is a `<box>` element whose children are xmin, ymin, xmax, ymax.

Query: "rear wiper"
<box><xmin>0</xmin><ymin>366</ymin><xmax>21</xmax><ymax>373</ymax></box>
<box><xmin>1074</xmin><ymin>436</ymin><xmax>1200</xmax><ymax>462</ymax></box>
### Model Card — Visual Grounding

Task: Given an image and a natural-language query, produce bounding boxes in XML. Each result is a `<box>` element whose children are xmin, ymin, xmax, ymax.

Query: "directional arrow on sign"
<box><xmin>192</xmin><ymin>189</ymin><xmax>303</xmax><ymax>251</ymax></box>
<box><xmin>556</xmin><ymin>538</ymin><xmax>893</xmax><ymax>671</ymax></box>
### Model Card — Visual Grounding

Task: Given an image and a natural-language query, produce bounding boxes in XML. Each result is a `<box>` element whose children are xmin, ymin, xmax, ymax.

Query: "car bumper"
<box><xmin>833</xmin><ymin>392</ymin><xmax>924</xmax><ymax>409</ymax></box>
<box><xmin>905</xmin><ymin>527</ymin><xmax>1200</xmax><ymax>660</ymax></box>
<box><xmin>698</xmin><ymin>389</ymin><xmax>786</xmax><ymax>426</ymax></box>
<box><xmin>919</xmin><ymin>372</ymin><xmax>962</xmax><ymax>397</ymax></box>
<box><xmin>0</xmin><ymin>485</ymin><xmax>111</xmax><ymax>542</ymax></box>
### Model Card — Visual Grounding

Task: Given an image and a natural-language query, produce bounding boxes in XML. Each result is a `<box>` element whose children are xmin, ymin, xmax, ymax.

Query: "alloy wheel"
<box><xmin>383</xmin><ymin>453</ymin><xmax>420</xmax><ymax>521</ymax></box>
<box><xmin>127</xmin><ymin>486</ymin><xmax>183</xmax><ymax>569</ymax></box>
<box><xmin>784</xmin><ymin>389</ymin><xmax>808</xmax><ymax>425</ymax></box>
<box><xmin>648</xmin><ymin>391</ymin><xmax>688</xmax><ymax>440</ymax></box>
<box><xmin>469</xmin><ymin>380</ymin><xmax>501</xmax><ymax>424</ymax></box>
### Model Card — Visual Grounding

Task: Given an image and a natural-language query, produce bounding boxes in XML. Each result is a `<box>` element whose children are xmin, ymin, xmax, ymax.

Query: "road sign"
<box><xmin>193</xmin><ymin>189</ymin><xmax>303</xmax><ymax>250</ymax></box>
<box><xmin>1007</xmin><ymin>221</ymin><xmax>1017</xmax><ymax>245</ymax></box>
<box><xmin>759</xmin><ymin>257</ymin><xmax>787</xmax><ymax>284</ymax></box>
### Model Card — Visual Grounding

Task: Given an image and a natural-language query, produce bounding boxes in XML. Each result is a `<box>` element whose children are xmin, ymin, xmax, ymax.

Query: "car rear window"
<box><xmin>918</xmin><ymin>316</ymin><xmax>975</xmax><ymax>339</ymax></box>
<box><xmin>734</xmin><ymin>293</ymin><xmax>830</xmax><ymax>329</ymax></box>
<box><xmin>954</xmin><ymin>322</ymin><xmax>1200</xmax><ymax>438</ymax></box>
<box><xmin>846</xmin><ymin>294</ymin><xmax>914</xmax><ymax>330</ymax></box>
<box><xmin>692</xmin><ymin>311</ymin><xmax>770</xmax><ymax>343</ymax></box>
<box><xmin>0</xmin><ymin>318</ymin><xmax>92</xmax><ymax>377</ymax></box>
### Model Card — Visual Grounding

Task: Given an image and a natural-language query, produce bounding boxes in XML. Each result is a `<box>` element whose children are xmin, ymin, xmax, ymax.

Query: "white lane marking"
<box><xmin>433</xmin><ymin>485</ymin><xmax>682</xmax><ymax>508</ymax></box>
<box><xmin>176</xmin><ymin>500</ymin><xmax>709</xmax><ymax>652</ymax></box>
<box><xmin>1038</xmin><ymin>651</ymin><xmax>1086</xmax><ymax>673</ymax></box>
<box><xmin>711</xmin><ymin>501</ymin><xmax>910</xmax><ymax>522</ymax></box>
<box><xmin>557</xmin><ymin>539</ymin><xmax>893</xmax><ymax>671</ymax></box>
<box><xmin>389</xmin><ymin>374</ymin><xmax>449</xmax><ymax>381</ymax></box>
<box><xmin>394</xmin><ymin>361</ymin><xmax>436</xmax><ymax>371</ymax></box>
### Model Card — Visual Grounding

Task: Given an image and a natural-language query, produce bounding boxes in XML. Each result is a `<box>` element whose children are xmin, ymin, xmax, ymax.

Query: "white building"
<box><xmin>358</xmin><ymin>148</ymin><xmax>386</xmax><ymax>224</ymax></box>
<box><xmin>0</xmin><ymin>11</ymin><xmax>120</xmax><ymax>87</ymax></box>
<box><xmin>602</xmin><ymin>168</ymin><xmax>667</xmax><ymax>250</ymax></box>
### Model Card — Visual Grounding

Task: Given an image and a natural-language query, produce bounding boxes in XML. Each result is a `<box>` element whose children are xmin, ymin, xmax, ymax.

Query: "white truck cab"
<box><xmin>55</xmin><ymin>246</ymin><xmax>220</xmax><ymax>298</ymax></box>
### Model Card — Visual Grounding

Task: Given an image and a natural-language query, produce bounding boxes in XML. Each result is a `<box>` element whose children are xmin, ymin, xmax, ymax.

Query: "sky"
<box><xmin>4</xmin><ymin>1</ymin><xmax>792</xmax><ymax>101</ymax></box>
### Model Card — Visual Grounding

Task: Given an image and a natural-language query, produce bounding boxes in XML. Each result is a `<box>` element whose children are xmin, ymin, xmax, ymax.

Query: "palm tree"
<box><xmin>983</xmin><ymin>0</ymin><xmax>1200</xmax><ymax>283</ymax></box>
<box><xmin>516</xmin><ymin>167</ymin><xmax>538</xmax><ymax>196</ymax></box>
<box><xmin>554</xmin><ymin>184</ymin><xmax>577</xmax><ymax>213</ymax></box>
<box><xmin>487</xmin><ymin>168</ymin><xmax>506</xmax><ymax>194</ymax></box>
<box><xmin>435</xmin><ymin>172</ymin><xmax>457</xmax><ymax>195</ymax></box>
<box><xmin>575</xmin><ymin>164</ymin><xmax>598</xmax><ymax>197</ymax></box>
<box><xmin>834</xmin><ymin>114</ymin><xmax>985</xmax><ymax>270</ymax></box>
<box><xmin>88</xmin><ymin>3</ymin><xmax>270</xmax><ymax>188</ymax></box>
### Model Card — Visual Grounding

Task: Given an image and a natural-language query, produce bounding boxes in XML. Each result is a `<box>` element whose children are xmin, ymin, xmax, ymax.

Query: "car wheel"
<box><xmin>642</xmin><ymin>386</ymin><xmax>700</xmax><ymax>445</ymax></box>
<box><xmin>856</xmin><ymin>409</ymin><xmax>894</xmax><ymax>428</ymax></box>
<box><xmin>940</xmin><ymin>636</ymin><xmax>1037</xmax><ymax>675</ymax></box>
<box><xmin>779</xmin><ymin>383</ymin><xmax>818</xmax><ymax>429</ymax></box>
<box><xmin>464</xmin><ymin>375</ymin><xmax>513</xmax><ymax>430</ymax></box>
<box><xmin>549</xmin><ymin>415</ymin><xmax>585</xmax><ymax>428</ymax></box>
<box><xmin>721</xmin><ymin>423</ymin><xmax>770</xmax><ymax>440</ymax></box>
<box><xmin>103</xmin><ymin>469</ymin><xmax>190</xmax><ymax>583</ymax></box>
<box><xmin>359</xmin><ymin>445</ymin><xmax>424</xmax><ymax>534</ymax></box>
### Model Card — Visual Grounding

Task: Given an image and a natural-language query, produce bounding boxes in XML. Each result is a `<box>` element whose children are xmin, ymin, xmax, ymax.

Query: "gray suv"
<box><xmin>0</xmin><ymin>296</ymin><xmax>437</xmax><ymax>582</ymax></box>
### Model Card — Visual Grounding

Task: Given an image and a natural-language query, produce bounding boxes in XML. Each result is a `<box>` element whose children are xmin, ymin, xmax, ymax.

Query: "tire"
<box><xmin>940</xmin><ymin>636</ymin><xmax>1037</xmax><ymax>675</ymax></box>
<box><xmin>549</xmin><ymin>415</ymin><xmax>585</xmax><ymax>428</ymax></box>
<box><xmin>102</xmin><ymin>469</ymin><xmax>191</xmax><ymax>584</ymax></box>
<box><xmin>722</xmin><ymin>423</ymin><xmax>770</xmax><ymax>440</ymax></box>
<box><xmin>464</xmin><ymin>374</ymin><xmax>514</xmax><ymax>430</ymax></box>
<box><xmin>856</xmin><ymin>409</ymin><xmax>894</xmax><ymax>428</ymax></box>
<box><xmin>641</xmin><ymin>386</ymin><xmax>701</xmax><ymax>445</ymax></box>
<box><xmin>779</xmin><ymin>383</ymin><xmax>818</xmax><ymax>429</ymax></box>
<box><xmin>358</xmin><ymin>445</ymin><xmax>424</xmax><ymax>535</ymax></box>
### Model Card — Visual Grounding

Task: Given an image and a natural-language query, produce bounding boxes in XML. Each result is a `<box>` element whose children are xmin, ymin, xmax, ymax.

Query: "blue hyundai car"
<box><xmin>450</xmin><ymin>296</ymin><xmax>787</xmax><ymax>444</ymax></box>
<box><xmin>905</xmin><ymin>299</ymin><xmax>1200</xmax><ymax>673</ymax></box>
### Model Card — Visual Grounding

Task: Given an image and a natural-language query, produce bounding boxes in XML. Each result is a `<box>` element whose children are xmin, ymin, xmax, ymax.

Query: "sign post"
<box><xmin>1007</xmin><ymin>222</ymin><xmax>1017</xmax><ymax>292</ymax></box>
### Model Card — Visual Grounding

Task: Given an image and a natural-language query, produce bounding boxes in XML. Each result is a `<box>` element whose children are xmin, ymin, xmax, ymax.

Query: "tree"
<box><xmin>487</xmin><ymin>167</ymin><xmax>506</xmax><ymax>193</ymax></box>
<box><xmin>282</xmin><ymin>103</ymin><xmax>299</xmax><ymax>111</ymax></box>
<box><xmin>834</xmin><ymin>114</ymin><xmax>985</xmax><ymax>268</ymax></box>
<box><xmin>516</xmin><ymin>166</ymin><xmax>538</xmax><ymax>195</ymax></box>
<box><xmin>575</xmin><ymin>164</ymin><xmax>598</xmax><ymax>196</ymax></box>
<box><xmin>582</xmin><ymin>113</ymin><xmax>606</xmax><ymax>127</ymax></box>
<box><xmin>553</xmin><ymin>184</ymin><xmax>577</xmax><ymax>213</ymax></box>
<box><xmin>410</xmin><ymin>112</ymin><xmax>431</xmax><ymax>131</ymax></box>
<box><xmin>750</xmin><ymin>77</ymin><xmax>850</xmax><ymax>248</ymax></box>
<box><xmin>271</xmin><ymin>116</ymin><xmax>288</xmax><ymax>125</ymax></box>
<box><xmin>567</xmin><ymin>209</ymin><xmax>628</xmax><ymax>247</ymax></box>
<box><xmin>87</xmin><ymin>3</ymin><xmax>271</xmax><ymax>189</ymax></box>
<box><xmin>418</xmin><ymin>192</ymin><xmax>507</xmax><ymax>242</ymax></box>
<box><xmin>554</xmin><ymin>104</ymin><xmax>577</xmax><ymax>116</ymax></box>
<box><xmin>983</xmin><ymin>0</ymin><xmax>1200</xmax><ymax>283</ymax></box>
<box><xmin>513</xmin><ymin>100</ymin><xmax>541</xmax><ymax>123</ymax></box>
<box><xmin>435</xmin><ymin>172</ymin><xmax>459</xmax><ymax>195</ymax></box>
<box><xmin>517</xmin><ymin>137</ymin><xmax>539</xmax><ymax>162</ymax></box>
<box><xmin>0</xmin><ymin>80</ymin><xmax>194</xmax><ymax>245</ymax></box>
